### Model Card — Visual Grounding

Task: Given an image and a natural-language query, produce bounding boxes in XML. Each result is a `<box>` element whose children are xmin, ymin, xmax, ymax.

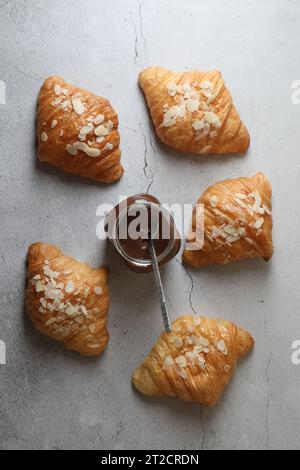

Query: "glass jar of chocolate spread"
<box><xmin>105</xmin><ymin>194</ymin><xmax>182</xmax><ymax>273</ymax></box>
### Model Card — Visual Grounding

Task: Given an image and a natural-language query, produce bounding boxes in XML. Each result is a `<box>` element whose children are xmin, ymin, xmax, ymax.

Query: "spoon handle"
<box><xmin>149</xmin><ymin>239</ymin><xmax>172</xmax><ymax>333</ymax></box>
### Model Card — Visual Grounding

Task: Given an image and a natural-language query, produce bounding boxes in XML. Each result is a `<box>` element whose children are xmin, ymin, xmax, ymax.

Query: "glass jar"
<box><xmin>105</xmin><ymin>194</ymin><xmax>182</xmax><ymax>273</ymax></box>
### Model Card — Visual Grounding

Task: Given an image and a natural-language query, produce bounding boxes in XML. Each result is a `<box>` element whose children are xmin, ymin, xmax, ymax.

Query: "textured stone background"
<box><xmin>0</xmin><ymin>0</ymin><xmax>300</xmax><ymax>450</ymax></box>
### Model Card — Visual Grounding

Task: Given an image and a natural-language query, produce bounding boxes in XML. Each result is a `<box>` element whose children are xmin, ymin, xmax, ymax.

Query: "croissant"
<box><xmin>133</xmin><ymin>315</ymin><xmax>254</xmax><ymax>406</ymax></box>
<box><xmin>26</xmin><ymin>242</ymin><xmax>110</xmax><ymax>356</ymax></box>
<box><xmin>183</xmin><ymin>172</ymin><xmax>274</xmax><ymax>267</ymax></box>
<box><xmin>37</xmin><ymin>76</ymin><xmax>124</xmax><ymax>183</ymax></box>
<box><xmin>139</xmin><ymin>66</ymin><xmax>250</xmax><ymax>155</ymax></box>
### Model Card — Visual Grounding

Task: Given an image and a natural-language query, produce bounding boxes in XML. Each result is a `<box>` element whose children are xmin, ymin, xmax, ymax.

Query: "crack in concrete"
<box><xmin>148</xmin><ymin>115</ymin><xmax>155</xmax><ymax>155</ymax></box>
<box><xmin>133</xmin><ymin>20</ymin><xmax>139</xmax><ymax>65</ymax></box>
<box><xmin>138</xmin><ymin>0</ymin><xmax>146</xmax><ymax>46</ymax></box>
<box><xmin>112</xmin><ymin>422</ymin><xmax>125</xmax><ymax>442</ymax></box>
<box><xmin>265</xmin><ymin>353</ymin><xmax>272</xmax><ymax>450</ymax></box>
<box><xmin>200</xmin><ymin>406</ymin><xmax>206</xmax><ymax>450</ymax></box>
<box><xmin>175</xmin><ymin>259</ymin><xmax>197</xmax><ymax>315</ymax></box>
<box><xmin>264</xmin><ymin>311</ymin><xmax>272</xmax><ymax>450</ymax></box>
<box><xmin>122</xmin><ymin>125</ymin><xmax>153</xmax><ymax>193</ymax></box>
<box><xmin>140</xmin><ymin>125</ymin><xmax>153</xmax><ymax>194</ymax></box>
<box><xmin>1</xmin><ymin>254</ymin><xmax>6</xmax><ymax>264</ymax></box>
<box><xmin>125</xmin><ymin>14</ymin><xmax>139</xmax><ymax>65</ymax></box>
<box><xmin>183</xmin><ymin>263</ymin><xmax>197</xmax><ymax>315</ymax></box>
<box><xmin>128</xmin><ymin>14</ymin><xmax>139</xmax><ymax>65</ymax></box>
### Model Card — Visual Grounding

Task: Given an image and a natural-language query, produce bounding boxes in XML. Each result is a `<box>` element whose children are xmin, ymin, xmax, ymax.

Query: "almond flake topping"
<box><xmin>51</xmin><ymin>120</ymin><xmax>58</xmax><ymax>129</ymax></box>
<box><xmin>174</xmin><ymin>336</ymin><xmax>183</xmax><ymax>348</ymax></box>
<box><xmin>204</xmin><ymin>111</ymin><xmax>221</xmax><ymax>128</ymax></box>
<box><xmin>86</xmin><ymin>147</ymin><xmax>101</xmax><ymax>158</ymax></box>
<box><xmin>175</xmin><ymin>356</ymin><xmax>187</xmax><ymax>367</ymax></box>
<box><xmin>66</xmin><ymin>144</ymin><xmax>77</xmax><ymax>156</ymax></box>
<box><xmin>30</xmin><ymin>260</ymin><xmax>102</xmax><ymax>322</ymax></box>
<box><xmin>210</xmin><ymin>195</ymin><xmax>218</xmax><ymax>208</ymax></box>
<box><xmin>197</xmin><ymin>355</ymin><xmax>206</xmax><ymax>369</ymax></box>
<box><xmin>104</xmin><ymin>143</ymin><xmax>113</xmax><ymax>151</ymax></box>
<box><xmin>79</xmin><ymin>124</ymin><xmax>94</xmax><ymax>137</ymax></box>
<box><xmin>106</xmin><ymin>120</ymin><xmax>114</xmax><ymax>132</ymax></box>
<box><xmin>167</xmin><ymin>82</ymin><xmax>178</xmax><ymax>97</ymax></box>
<box><xmin>177</xmin><ymin>368</ymin><xmax>188</xmax><ymax>380</ymax></box>
<box><xmin>217</xmin><ymin>339</ymin><xmax>228</xmax><ymax>355</ymax></box>
<box><xmin>94</xmin><ymin>287</ymin><xmax>103</xmax><ymax>296</ymax></box>
<box><xmin>94</xmin><ymin>114</ymin><xmax>105</xmax><ymax>125</ymax></box>
<box><xmin>51</xmin><ymin>97</ymin><xmax>62</xmax><ymax>106</ymax></box>
<box><xmin>254</xmin><ymin>217</ymin><xmax>264</xmax><ymax>229</ymax></box>
<box><xmin>66</xmin><ymin>142</ymin><xmax>101</xmax><ymax>158</ymax></box>
<box><xmin>162</xmin><ymin>105</ymin><xmax>180</xmax><ymax>127</ymax></box>
<box><xmin>95</xmin><ymin>125</ymin><xmax>109</xmax><ymax>137</ymax></box>
<box><xmin>54</xmin><ymin>85</ymin><xmax>62</xmax><ymax>96</ymax></box>
<box><xmin>162</xmin><ymin>355</ymin><xmax>174</xmax><ymax>371</ymax></box>
<box><xmin>186</xmin><ymin>98</ymin><xmax>200</xmax><ymax>113</ymax></box>
<box><xmin>41</xmin><ymin>132</ymin><xmax>48</xmax><ymax>143</ymax></box>
<box><xmin>72</xmin><ymin>98</ymin><xmax>86</xmax><ymax>116</ymax></box>
<box><xmin>65</xmin><ymin>281</ymin><xmax>75</xmax><ymax>294</ymax></box>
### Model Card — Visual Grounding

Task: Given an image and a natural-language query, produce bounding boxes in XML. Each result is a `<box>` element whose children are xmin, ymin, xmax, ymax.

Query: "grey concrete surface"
<box><xmin>0</xmin><ymin>0</ymin><xmax>300</xmax><ymax>450</ymax></box>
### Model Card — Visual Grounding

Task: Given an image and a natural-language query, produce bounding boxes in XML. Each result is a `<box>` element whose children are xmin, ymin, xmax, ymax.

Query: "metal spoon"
<box><xmin>148</xmin><ymin>239</ymin><xmax>172</xmax><ymax>333</ymax></box>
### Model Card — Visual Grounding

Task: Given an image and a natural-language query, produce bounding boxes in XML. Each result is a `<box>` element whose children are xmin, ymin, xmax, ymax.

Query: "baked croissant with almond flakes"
<box><xmin>133</xmin><ymin>315</ymin><xmax>254</xmax><ymax>406</ymax></box>
<box><xmin>139</xmin><ymin>66</ymin><xmax>250</xmax><ymax>155</ymax></box>
<box><xmin>37</xmin><ymin>76</ymin><xmax>124</xmax><ymax>183</ymax></box>
<box><xmin>183</xmin><ymin>172</ymin><xmax>274</xmax><ymax>267</ymax></box>
<box><xmin>26</xmin><ymin>242</ymin><xmax>109</xmax><ymax>356</ymax></box>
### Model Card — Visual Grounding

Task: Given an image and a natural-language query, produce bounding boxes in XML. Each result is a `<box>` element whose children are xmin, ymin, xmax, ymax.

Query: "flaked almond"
<box><xmin>217</xmin><ymin>339</ymin><xmax>228</xmax><ymax>355</ymax></box>
<box><xmin>254</xmin><ymin>217</ymin><xmax>264</xmax><ymax>229</ymax></box>
<box><xmin>186</xmin><ymin>98</ymin><xmax>199</xmax><ymax>113</ymax></box>
<box><xmin>66</xmin><ymin>144</ymin><xmax>77</xmax><ymax>155</ymax></box>
<box><xmin>94</xmin><ymin>287</ymin><xmax>103</xmax><ymax>295</ymax></box>
<box><xmin>86</xmin><ymin>147</ymin><xmax>101</xmax><ymax>158</ymax></box>
<box><xmin>54</xmin><ymin>84</ymin><xmax>62</xmax><ymax>96</ymax></box>
<box><xmin>210</xmin><ymin>195</ymin><xmax>218</xmax><ymax>208</ymax></box>
<box><xmin>95</xmin><ymin>125</ymin><xmax>109</xmax><ymax>137</ymax></box>
<box><xmin>41</xmin><ymin>132</ymin><xmax>48</xmax><ymax>143</ymax></box>
<box><xmin>72</xmin><ymin>98</ymin><xmax>85</xmax><ymax>115</ymax></box>
<box><xmin>94</xmin><ymin>114</ymin><xmax>104</xmax><ymax>125</ymax></box>
<box><xmin>79</xmin><ymin>124</ymin><xmax>94</xmax><ymax>136</ymax></box>
<box><xmin>204</xmin><ymin>111</ymin><xmax>221</xmax><ymax>128</ymax></box>
<box><xmin>65</xmin><ymin>281</ymin><xmax>75</xmax><ymax>294</ymax></box>
<box><xmin>104</xmin><ymin>143</ymin><xmax>113</xmax><ymax>151</ymax></box>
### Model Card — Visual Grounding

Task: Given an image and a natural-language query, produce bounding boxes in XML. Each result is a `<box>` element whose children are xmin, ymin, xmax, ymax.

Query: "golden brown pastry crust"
<box><xmin>183</xmin><ymin>172</ymin><xmax>274</xmax><ymax>267</ymax></box>
<box><xmin>132</xmin><ymin>315</ymin><xmax>254</xmax><ymax>406</ymax></box>
<box><xmin>26</xmin><ymin>242</ymin><xmax>109</xmax><ymax>356</ymax></box>
<box><xmin>139</xmin><ymin>66</ymin><xmax>250</xmax><ymax>155</ymax></box>
<box><xmin>37</xmin><ymin>76</ymin><xmax>124</xmax><ymax>183</ymax></box>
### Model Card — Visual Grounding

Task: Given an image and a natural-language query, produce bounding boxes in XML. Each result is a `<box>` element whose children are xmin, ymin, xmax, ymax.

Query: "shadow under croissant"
<box><xmin>35</xmin><ymin>158</ymin><xmax>123</xmax><ymax>189</ymax></box>
<box><xmin>184</xmin><ymin>254</ymin><xmax>273</xmax><ymax>274</ymax></box>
